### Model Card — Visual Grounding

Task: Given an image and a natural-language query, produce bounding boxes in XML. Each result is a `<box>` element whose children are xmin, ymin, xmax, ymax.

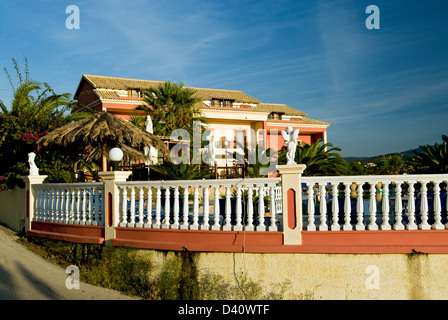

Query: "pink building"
<box><xmin>74</xmin><ymin>74</ymin><xmax>330</xmax><ymax>168</ymax></box>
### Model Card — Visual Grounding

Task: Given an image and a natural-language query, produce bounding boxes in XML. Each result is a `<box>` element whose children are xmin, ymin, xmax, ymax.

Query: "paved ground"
<box><xmin>0</xmin><ymin>225</ymin><xmax>138</xmax><ymax>300</ymax></box>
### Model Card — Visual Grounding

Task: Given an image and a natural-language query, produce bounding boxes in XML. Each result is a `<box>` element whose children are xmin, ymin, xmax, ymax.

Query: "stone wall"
<box><xmin>0</xmin><ymin>188</ymin><xmax>26</xmax><ymax>232</ymax></box>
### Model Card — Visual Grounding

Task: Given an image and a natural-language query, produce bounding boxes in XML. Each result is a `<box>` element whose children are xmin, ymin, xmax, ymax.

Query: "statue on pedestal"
<box><xmin>28</xmin><ymin>152</ymin><xmax>39</xmax><ymax>175</ymax></box>
<box><xmin>281</xmin><ymin>126</ymin><xmax>300</xmax><ymax>165</ymax></box>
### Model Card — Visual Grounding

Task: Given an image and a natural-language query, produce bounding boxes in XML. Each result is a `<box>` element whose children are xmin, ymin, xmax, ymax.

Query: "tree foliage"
<box><xmin>136</xmin><ymin>81</ymin><xmax>207</xmax><ymax>136</ymax></box>
<box><xmin>411</xmin><ymin>134</ymin><xmax>448</xmax><ymax>173</ymax></box>
<box><xmin>0</xmin><ymin>58</ymin><xmax>89</xmax><ymax>188</ymax></box>
<box><xmin>279</xmin><ymin>139</ymin><xmax>348</xmax><ymax>176</ymax></box>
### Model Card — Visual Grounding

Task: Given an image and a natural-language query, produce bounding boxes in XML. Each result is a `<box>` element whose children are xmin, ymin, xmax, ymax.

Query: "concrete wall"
<box><xmin>145</xmin><ymin>250</ymin><xmax>448</xmax><ymax>300</ymax></box>
<box><xmin>0</xmin><ymin>188</ymin><xmax>26</xmax><ymax>233</ymax></box>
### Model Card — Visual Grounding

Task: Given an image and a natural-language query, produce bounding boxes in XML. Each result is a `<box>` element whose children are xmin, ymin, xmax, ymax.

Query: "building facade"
<box><xmin>74</xmin><ymin>74</ymin><xmax>329</xmax><ymax>169</ymax></box>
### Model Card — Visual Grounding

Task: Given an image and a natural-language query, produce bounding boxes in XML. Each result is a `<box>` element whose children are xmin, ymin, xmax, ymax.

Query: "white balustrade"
<box><xmin>302</xmin><ymin>174</ymin><xmax>448</xmax><ymax>232</ymax></box>
<box><xmin>33</xmin><ymin>183</ymin><xmax>104</xmax><ymax>226</ymax></box>
<box><xmin>116</xmin><ymin>178</ymin><xmax>281</xmax><ymax>232</ymax></box>
<box><xmin>31</xmin><ymin>173</ymin><xmax>448</xmax><ymax>236</ymax></box>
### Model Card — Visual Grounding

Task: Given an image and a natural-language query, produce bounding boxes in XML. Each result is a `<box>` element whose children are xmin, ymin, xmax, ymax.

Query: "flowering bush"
<box><xmin>0</xmin><ymin>58</ymin><xmax>88</xmax><ymax>189</ymax></box>
<box><xmin>0</xmin><ymin>175</ymin><xmax>8</xmax><ymax>192</ymax></box>
<box><xmin>0</xmin><ymin>112</ymin><xmax>78</xmax><ymax>188</ymax></box>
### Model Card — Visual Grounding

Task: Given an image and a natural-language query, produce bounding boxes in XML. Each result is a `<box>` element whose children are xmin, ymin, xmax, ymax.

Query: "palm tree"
<box><xmin>136</xmin><ymin>80</ymin><xmax>207</xmax><ymax>136</ymax></box>
<box><xmin>244</xmin><ymin>144</ymin><xmax>277</xmax><ymax>178</ymax></box>
<box><xmin>0</xmin><ymin>57</ymin><xmax>92</xmax><ymax>186</ymax></box>
<box><xmin>411</xmin><ymin>135</ymin><xmax>448</xmax><ymax>173</ymax></box>
<box><xmin>279</xmin><ymin>139</ymin><xmax>347</xmax><ymax>176</ymax></box>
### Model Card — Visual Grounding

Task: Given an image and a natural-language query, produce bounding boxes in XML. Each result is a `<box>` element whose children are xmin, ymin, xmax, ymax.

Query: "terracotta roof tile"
<box><xmin>256</xmin><ymin>103</ymin><xmax>307</xmax><ymax>117</ymax></box>
<box><xmin>84</xmin><ymin>74</ymin><xmax>260</xmax><ymax>104</ymax></box>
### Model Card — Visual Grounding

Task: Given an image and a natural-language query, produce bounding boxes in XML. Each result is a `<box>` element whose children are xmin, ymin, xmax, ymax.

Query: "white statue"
<box><xmin>204</xmin><ymin>130</ymin><xmax>216</xmax><ymax>166</ymax></box>
<box><xmin>144</xmin><ymin>115</ymin><xmax>158</xmax><ymax>164</ymax></box>
<box><xmin>28</xmin><ymin>152</ymin><xmax>39</xmax><ymax>175</ymax></box>
<box><xmin>281</xmin><ymin>126</ymin><xmax>300</xmax><ymax>165</ymax></box>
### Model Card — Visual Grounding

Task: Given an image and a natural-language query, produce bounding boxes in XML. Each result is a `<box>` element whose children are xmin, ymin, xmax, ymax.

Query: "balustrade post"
<box><xmin>256</xmin><ymin>184</ymin><xmax>266</xmax><ymax>231</ymax></box>
<box><xmin>269</xmin><ymin>186</ymin><xmax>277</xmax><ymax>231</ymax></box>
<box><xmin>368</xmin><ymin>183</ymin><xmax>378</xmax><ymax>230</ymax></box>
<box><xmin>173</xmin><ymin>187</ymin><xmax>180</xmax><ymax>229</ymax></box>
<box><xmin>380</xmin><ymin>182</ymin><xmax>391</xmax><ymax>230</ymax></box>
<box><xmin>355</xmin><ymin>183</ymin><xmax>365</xmax><ymax>230</ymax></box>
<box><xmin>212</xmin><ymin>187</ymin><xmax>220</xmax><ymax>230</ymax></box>
<box><xmin>21</xmin><ymin>175</ymin><xmax>47</xmax><ymax>233</ymax></box>
<box><xmin>306</xmin><ymin>183</ymin><xmax>316</xmax><ymax>231</ymax></box>
<box><xmin>406</xmin><ymin>182</ymin><xmax>417</xmax><ymax>230</ymax></box>
<box><xmin>223</xmin><ymin>186</ymin><xmax>232</xmax><ymax>231</ymax></box>
<box><xmin>331</xmin><ymin>183</ymin><xmax>340</xmax><ymax>231</ymax></box>
<box><xmin>99</xmin><ymin>171</ymin><xmax>132</xmax><ymax>246</ymax></box>
<box><xmin>393</xmin><ymin>183</ymin><xmax>404</xmax><ymax>230</ymax></box>
<box><xmin>136</xmin><ymin>187</ymin><xmax>145</xmax><ymax>228</ymax></box>
<box><xmin>162</xmin><ymin>188</ymin><xmax>170</xmax><ymax>229</ymax></box>
<box><xmin>233</xmin><ymin>186</ymin><xmax>243</xmax><ymax>231</ymax></box>
<box><xmin>319</xmin><ymin>183</ymin><xmax>328</xmax><ymax>231</ymax></box>
<box><xmin>276</xmin><ymin>164</ymin><xmax>306</xmax><ymax>245</ymax></box>
<box><xmin>343</xmin><ymin>183</ymin><xmax>352</xmax><ymax>231</ymax></box>
<box><xmin>144</xmin><ymin>188</ymin><xmax>153</xmax><ymax>228</ymax></box>
<box><xmin>419</xmin><ymin>182</ymin><xmax>430</xmax><ymax>230</ymax></box>
<box><xmin>432</xmin><ymin>182</ymin><xmax>444</xmax><ymax>230</ymax></box>
<box><xmin>201</xmin><ymin>187</ymin><xmax>210</xmax><ymax>230</ymax></box>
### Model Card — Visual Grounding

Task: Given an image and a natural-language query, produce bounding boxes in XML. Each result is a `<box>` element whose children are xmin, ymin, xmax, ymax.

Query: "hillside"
<box><xmin>345</xmin><ymin>147</ymin><xmax>423</xmax><ymax>163</ymax></box>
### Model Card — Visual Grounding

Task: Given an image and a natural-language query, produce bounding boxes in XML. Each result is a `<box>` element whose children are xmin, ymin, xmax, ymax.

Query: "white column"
<box><xmin>144</xmin><ymin>188</ymin><xmax>153</xmax><ymax>228</ymax></box>
<box><xmin>246</xmin><ymin>186</ymin><xmax>254</xmax><ymax>231</ymax></box>
<box><xmin>201</xmin><ymin>187</ymin><xmax>210</xmax><ymax>230</ymax></box>
<box><xmin>191</xmin><ymin>187</ymin><xmax>199</xmax><ymax>230</ymax></box>
<box><xmin>162</xmin><ymin>188</ymin><xmax>171</xmax><ymax>229</ymax></box>
<box><xmin>380</xmin><ymin>182</ymin><xmax>391</xmax><ymax>230</ymax></box>
<box><xmin>368</xmin><ymin>183</ymin><xmax>378</xmax><ymax>230</ymax></box>
<box><xmin>172</xmin><ymin>187</ymin><xmax>180</xmax><ymax>229</ymax></box>
<box><xmin>355</xmin><ymin>183</ymin><xmax>365</xmax><ymax>230</ymax></box>
<box><xmin>331</xmin><ymin>183</ymin><xmax>340</xmax><ymax>231</ymax></box>
<box><xmin>318</xmin><ymin>183</ymin><xmax>328</xmax><ymax>231</ymax></box>
<box><xmin>234</xmin><ymin>187</ymin><xmax>243</xmax><ymax>231</ymax></box>
<box><xmin>343</xmin><ymin>183</ymin><xmax>352</xmax><ymax>231</ymax></box>
<box><xmin>21</xmin><ymin>175</ymin><xmax>47</xmax><ymax>232</ymax></box>
<box><xmin>98</xmin><ymin>171</ymin><xmax>132</xmax><ymax>245</ymax></box>
<box><xmin>269</xmin><ymin>186</ymin><xmax>277</xmax><ymax>231</ymax></box>
<box><xmin>406</xmin><ymin>182</ymin><xmax>417</xmax><ymax>230</ymax></box>
<box><xmin>119</xmin><ymin>187</ymin><xmax>128</xmax><ymax>227</ymax></box>
<box><xmin>276</xmin><ymin>164</ymin><xmax>306</xmax><ymax>245</ymax></box>
<box><xmin>212</xmin><ymin>186</ymin><xmax>220</xmax><ymax>230</ymax></box>
<box><xmin>432</xmin><ymin>182</ymin><xmax>444</xmax><ymax>230</ymax></box>
<box><xmin>306</xmin><ymin>183</ymin><xmax>316</xmax><ymax>231</ymax></box>
<box><xmin>393</xmin><ymin>183</ymin><xmax>404</xmax><ymax>230</ymax></box>
<box><xmin>155</xmin><ymin>187</ymin><xmax>162</xmax><ymax>228</ymax></box>
<box><xmin>419</xmin><ymin>182</ymin><xmax>430</xmax><ymax>230</ymax></box>
<box><xmin>181</xmin><ymin>187</ymin><xmax>189</xmax><ymax>229</ymax></box>
<box><xmin>136</xmin><ymin>187</ymin><xmax>145</xmax><ymax>228</ymax></box>
<box><xmin>223</xmin><ymin>186</ymin><xmax>232</xmax><ymax>231</ymax></box>
<box><xmin>256</xmin><ymin>185</ymin><xmax>266</xmax><ymax>231</ymax></box>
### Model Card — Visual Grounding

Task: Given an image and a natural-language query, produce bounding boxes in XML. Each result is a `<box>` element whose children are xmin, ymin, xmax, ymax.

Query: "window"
<box><xmin>268</xmin><ymin>112</ymin><xmax>283</xmax><ymax>120</ymax></box>
<box><xmin>211</xmin><ymin>99</ymin><xmax>234</xmax><ymax>107</ymax></box>
<box><xmin>127</xmin><ymin>89</ymin><xmax>142</xmax><ymax>98</ymax></box>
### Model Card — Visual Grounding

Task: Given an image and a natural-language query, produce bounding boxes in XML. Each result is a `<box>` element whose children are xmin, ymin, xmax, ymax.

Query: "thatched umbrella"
<box><xmin>37</xmin><ymin>111</ymin><xmax>168</xmax><ymax>171</ymax></box>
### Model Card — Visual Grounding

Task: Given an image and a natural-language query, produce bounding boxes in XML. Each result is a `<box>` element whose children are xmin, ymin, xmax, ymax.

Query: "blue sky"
<box><xmin>0</xmin><ymin>0</ymin><xmax>447</xmax><ymax>157</ymax></box>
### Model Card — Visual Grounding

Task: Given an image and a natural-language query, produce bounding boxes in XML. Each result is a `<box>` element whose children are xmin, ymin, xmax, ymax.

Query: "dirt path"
<box><xmin>0</xmin><ymin>226</ymin><xmax>138</xmax><ymax>300</ymax></box>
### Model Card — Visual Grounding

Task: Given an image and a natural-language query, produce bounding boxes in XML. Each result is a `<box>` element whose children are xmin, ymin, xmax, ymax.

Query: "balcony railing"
<box><xmin>301</xmin><ymin>174</ymin><xmax>448</xmax><ymax>231</ymax></box>
<box><xmin>33</xmin><ymin>182</ymin><xmax>105</xmax><ymax>226</ymax></box>
<box><xmin>115</xmin><ymin>178</ymin><xmax>282</xmax><ymax>232</ymax></box>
